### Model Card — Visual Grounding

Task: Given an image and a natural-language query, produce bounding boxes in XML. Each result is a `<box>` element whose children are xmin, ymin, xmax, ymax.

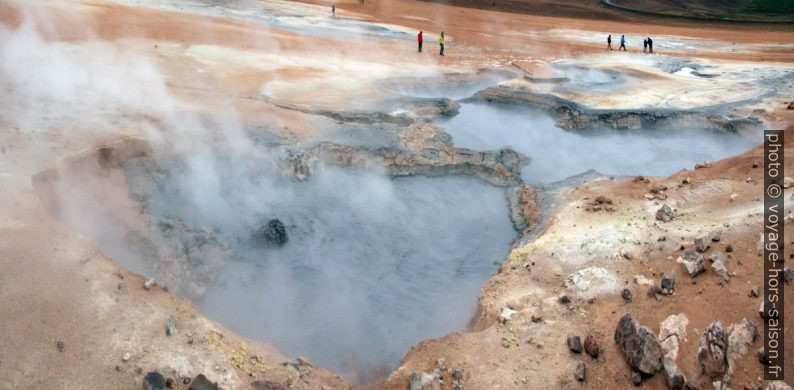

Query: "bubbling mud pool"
<box><xmin>439</xmin><ymin>102</ymin><xmax>762</xmax><ymax>184</ymax></box>
<box><xmin>49</xmin><ymin>148</ymin><xmax>516</xmax><ymax>385</ymax></box>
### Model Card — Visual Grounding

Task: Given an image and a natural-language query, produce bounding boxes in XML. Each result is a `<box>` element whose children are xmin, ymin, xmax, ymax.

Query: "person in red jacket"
<box><xmin>418</xmin><ymin>31</ymin><xmax>423</xmax><ymax>53</ymax></box>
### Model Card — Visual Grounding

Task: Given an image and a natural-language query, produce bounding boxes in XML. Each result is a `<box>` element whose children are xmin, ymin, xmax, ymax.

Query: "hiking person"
<box><xmin>619</xmin><ymin>34</ymin><xmax>626</xmax><ymax>51</ymax></box>
<box><xmin>439</xmin><ymin>32</ymin><xmax>445</xmax><ymax>56</ymax></box>
<box><xmin>643</xmin><ymin>38</ymin><xmax>647</xmax><ymax>53</ymax></box>
<box><xmin>331</xmin><ymin>4</ymin><xmax>335</xmax><ymax>16</ymax></box>
<box><xmin>607</xmin><ymin>35</ymin><xmax>612</xmax><ymax>50</ymax></box>
<box><xmin>648</xmin><ymin>37</ymin><xmax>653</xmax><ymax>53</ymax></box>
<box><xmin>418</xmin><ymin>31</ymin><xmax>423</xmax><ymax>52</ymax></box>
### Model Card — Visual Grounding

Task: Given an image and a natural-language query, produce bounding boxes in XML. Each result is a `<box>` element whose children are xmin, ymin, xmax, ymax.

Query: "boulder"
<box><xmin>614</xmin><ymin>314</ymin><xmax>663</xmax><ymax>374</ymax></box>
<box><xmin>726</xmin><ymin>318</ymin><xmax>758</xmax><ymax>373</ymax></box>
<box><xmin>708</xmin><ymin>251</ymin><xmax>726</xmax><ymax>263</ymax></box>
<box><xmin>659</xmin><ymin>313</ymin><xmax>688</xmax><ymax>361</ymax></box>
<box><xmin>678</xmin><ymin>251</ymin><xmax>706</xmax><ymax>277</ymax></box>
<box><xmin>662</xmin><ymin>358</ymin><xmax>687</xmax><ymax>390</ymax></box>
<box><xmin>697</xmin><ymin>321</ymin><xmax>728</xmax><ymax>378</ymax></box>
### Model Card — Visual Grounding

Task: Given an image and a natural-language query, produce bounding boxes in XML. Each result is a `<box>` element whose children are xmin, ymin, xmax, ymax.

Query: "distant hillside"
<box><xmin>605</xmin><ymin>0</ymin><xmax>794</xmax><ymax>22</ymax></box>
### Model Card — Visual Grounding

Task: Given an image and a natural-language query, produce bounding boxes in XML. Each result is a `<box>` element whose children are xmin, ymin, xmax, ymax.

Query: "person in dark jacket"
<box><xmin>648</xmin><ymin>37</ymin><xmax>653</xmax><ymax>53</ymax></box>
<box><xmin>619</xmin><ymin>34</ymin><xmax>626</xmax><ymax>51</ymax></box>
<box><xmin>643</xmin><ymin>38</ymin><xmax>647</xmax><ymax>53</ymax></box>
<box><xmin>607</xmin><ymin>35</ymin><xmax>612</xmax><ymax>50</ymax></box>
<box><xmin>418</xmin><ymin>31</ymin><xmax>423</xmax><ymax>52</ymax></box>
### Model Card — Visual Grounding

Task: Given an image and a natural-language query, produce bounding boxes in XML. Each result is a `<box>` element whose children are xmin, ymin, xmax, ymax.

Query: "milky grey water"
<box><xmin>439</xmin><ymin>102</ymin><xmax>761</xmax><ymax>184</ymax></box>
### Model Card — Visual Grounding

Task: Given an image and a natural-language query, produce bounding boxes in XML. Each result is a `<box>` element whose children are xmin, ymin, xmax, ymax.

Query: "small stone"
<box><xmin>166</xmin><ymin>378</ymin><xmax>175</xmax><ymax>389</ymax></box>
<box><xmin>584</xmin><ymin>335</ymin><xmax>600</xmax><ymax>358</ymax></box>
<box><xmin>725</xmin><ymin>244</ymin><xmax>733</xmax><ymax>253</ymax></box>
<box><xmin>709</xmin><ymin>251</ymin><xmax>726</xmax><ymax>263</ymax></box>
<box><xmin>632</xmin><ymin>371</ymin><xmax>643</xmax><ymax>386</ymax></box>
<box><xmin>531</xmin><ymin>313</ymin><xmax>543</xmax><ymax>323</ymax></box>
<box><xmin>757</xmin><ymin>347</ymin><xmax>769</xmax><ymax>365</ymax></box>
<box><xmin>661</xmin><ymin>272</ymin><xmax>676</xmax><ymax>295</ymax></box>
<box><xmin>122</xmin><ymin>352</ymin><xmax>131</xmax><ymax>362</ymax></box>
<box><xmin>567</xmin><ymin>335</ymin><xmax>583</xmax><ymax>353</ymax></box>
<box><xmin>559</xmin><ymin>293</ymin><xmax>571</xmax><ymax>304</ymax></box>
<box><xmin>730</xmin><ymin>193</ymin><xmax>738</xmax><ymax>202</ymax></box>
<box><xmin>144</xmin><ymin>372</ymin><xmax>167</xmax><ymax>390</ymax></box>
<box><xmin>452</xmin><ymin>368</ymin><xmax>464</xmax><ymax>381</ymax></box>
<box><xmin>575</xmin><ymin>361</ymin><xmax>586</xmax><ymax>382</ymax></box>
<box><xmin>614</xmin><ymin>314</ymin><xmax>663</xmax><ymax>374</ymax></box>
<box><xmin>679</xmin><ymin>251</ymin><xmax>706</xmax><ymax>277</ymax></box>
<box><xmin>683</xmin><ymin>177</ymin><xmax>691</xmax><ymax>184</ymax></box>
<box><xmin>749</xmin><ymin>287</ymin><xmax>759</xmax><ymax>297</ymax></box>
<box><xmin>498</xmin><ymin>307</ymin><xmax>516</xmax><ymax>324</ymax></box>
<box><xmin>56</xmin><ymin>341</ymin><xmax>64</xmax><ymax>352</ymax></box>
<box><xmin>188</xmin><ymin>374</ymin><xmax>218</xmax><ymax>390</ymax></box>
<box><xmin>143</xmin><ymin>278</ymin><xmax>155</xmax><ymax>290</ymax></box>
<box><xmin>656</xmin><ymin>204</ymin><xmax>674</xmax><ymax>222</ymax></box>
<box><xmin>711</xmin><ymin>260</ymin><xmax>731</xmax><ymax>282</ymax></box>
<box><xmin>622</xmin><ymin>288</ymin><xmax>633</xmax><ymax>302</ymax></box>
<box><xmin>166</xmin><ymin>315</ymin><xmax>177</xmax><ymax>337</ymax></box>
<box><xmin>695</xmin><ymin>236</ymin><xmax>710</xmax><ymax>252</ymax></box>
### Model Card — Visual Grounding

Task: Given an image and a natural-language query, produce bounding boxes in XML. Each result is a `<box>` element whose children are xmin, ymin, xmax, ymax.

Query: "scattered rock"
<box><xmin>409</xmin><ymin>371</ymin><xmax>441</xmax><ymax>390</ymax></box>
<box><xmin>559</xmin><ymin>293</ymin><xmax>571</xmax><ymax>304</ymax></box>
<box><xmin>726</xmin><ymin>318</ymin><xmax>758</xmax><ymax>373</ymax></box>
<box><xmin>166</xmin><ymin>315</ymin><xmax>177</xmax><ymax>336</ymax></box>
<box><xmin>656</xmin><ymin>204</ymin><xmax>674</xmax><ymax>222</ymax></box>
<box><xmin>122</xmin><ymin>352</ymin><xmax>131</xmax><ymax>362</ymax></box>
<box><xmin>188</xmin><ymin>374</ymin><xmax>218</xmax><ymax>390</ymax></box>
<box><xmin>659</xmin><ymin>313</ymin><xmax>689</xmax><ymax>362</ymax></box>
<box><xmin>757</xmin><ymin>347</ymin><xmax>770</xmax><ymax>366</ymax></box>
<box><xmin>661</xmin><ymin>272</ymin><xmax>676</xmax><ymax>295</ymax></box>
<box><xmin>686</xmin><ymin>379</ymin><xmax>699</xmax><ymax>390</ymax></box>
<box><xmin>143</xmin><ymin>278</ymin><xmax>155</xmax><ymax>290</ymax></box>
<box><xmin>614</xmin><ymin>314</ymin><xmax>663</xmax><ymax>374</ymax></box>
<box><xmin>749</xmin><ymin>287</ymin><xmax>760</xmax><ymax>297</ymax></box>
<box><xmin>568</xmin><ymin>335</ymin><xmax>583</xmax><ymax>353</ymax></box>
<box><xmin>575</xmin><ymin>361</ymin><xmax>587</xmax><ymax>382</ymax></box>
<box><xmin>682</xmin><ymin>177</ymin><xmax>691</xmax><ymax>184</ymax></box>
<box><xmin>634</xmin><ymin>275</ymin><xmax>654</xmax><ymax>286</ymax></box>
<box><xmin>711</xmin><ymin>235</ymin><xmax>721</xmax><ymax>242</ymax></box>
<box><xmin>498</xmin><ymin>307</ymin><xmax>516</xmax><ymax>324</ymax></box>
<box><xmin>784</xmin><ymin>268</ymin><xmax>793</xmax><ymax>284</ymax></box>
<box><xmin>698</xmin><ymin>321</ymin><xmax>728</xmax><ymax>378</ymax></box>
<box><xmin>695</xmin><ymin>236</ymin><xmax>710</xmax><ymax>252</ymax></box>
<box><xmin>679</xmin><ymin>251</ymin><xmax>706</xmax><ymax>277</ymax></box>
<box><xmin>56</xmin><ymin>340</ymin><xmax>64</xmax><ymax>352</ymax></box>
<box><xmin>452</xmin><ymin>368</ymin><xmax>464</xmax><ymax>381</ymax></box>
<box><xmin>144</xmin><ymin>372</ymin><xmax>167</xmax><ymax>390</ymax></box>
<box><xmin>711</xmin><ymin>260</ymin><xmax>731</xmax><ymax>282</ymax></box>
<box><xmin>662</xmin><ymin>358</ymin><xmax>687</xmax><ymax>390</ymax></box>
<box><xmin>632</xmin><ymin>371</ymin><xmax>643</xmax><ymax>386</ymax></box>
<box><xmin>709</xmin><ymin>251</ymin><xmax>726</xmax><ymax>263</ymax></box>
<box><xmin>166</xmin><ymin>378</ymin><xmax>175</xmax><ymax>389</ymax></box>
<box><xmin>531</xmin><ymin>313</ymin><xmax>543</xmax><ymax>323</ymax></box>
<box><xmin>725</xmin><ymin>244</ymin><xmax>733</xmax><ymax>253</ymax></box>
<box><xmin>695</xmin><ymin>162</ymin><xmax>712</xmax><ymax>169</ymax></box>
<box><xmin>584</xmin><ymin>335</ymin><xmax>600</xmax><ymax>358</ymax></box>
<box><xmin>730</xmin><ymin>193</ymin><xmax>738</xmax><ymax>202</ymax></box>
<box><xmin>622</xmin><ymin>288</ymin><xmax>633</xmax><ymax>302</ymax></box>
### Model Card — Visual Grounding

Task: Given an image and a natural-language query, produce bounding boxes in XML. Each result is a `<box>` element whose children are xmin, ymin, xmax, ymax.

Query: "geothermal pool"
<box><xmin>108</xmin><ymin>158</ymin><xmax>515</xmax><ymax>385</ymax></box>
<box><xmin>439</xmin><ymin>102</ymin><xmax>761</xmax><ymax>184</ymax></box>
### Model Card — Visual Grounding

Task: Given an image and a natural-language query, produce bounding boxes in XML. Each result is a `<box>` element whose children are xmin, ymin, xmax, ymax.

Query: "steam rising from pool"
<box><xmin>440</xmin><ymin>103</ymin><xmax>760</xmax><ymax>184</ymax></box>
<box><xmin>123</xmin><ymin>158</ymin><xmax>515</xmax><ymax>385</ymax></box>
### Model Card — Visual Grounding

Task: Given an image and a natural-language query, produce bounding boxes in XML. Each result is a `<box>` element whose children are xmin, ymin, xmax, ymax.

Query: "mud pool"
<box><xmin>86</xmin><ymin>158</ymin><xmax>517</xmax><ymax>385</ymax></box>
<box><xmin>439</xmin><ymin>102</ymin><xmax>761</xmax><ymax>184</ymax></box>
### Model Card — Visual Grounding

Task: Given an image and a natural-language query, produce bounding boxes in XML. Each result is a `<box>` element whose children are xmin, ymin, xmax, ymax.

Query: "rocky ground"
<box><xmin>0</xmin><ymin>0</ymin><xmax>793</xmax><ymax>389</ymax></box>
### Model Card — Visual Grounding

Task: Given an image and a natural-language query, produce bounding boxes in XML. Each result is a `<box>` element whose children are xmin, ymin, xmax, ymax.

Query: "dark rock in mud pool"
<box><xmin>253</xmin><ymin>219</ymin><xmax>288</xmax><ymax>248</ymax></box>
<box><xmin>144</xmin><ymin>371</ymin><xmax>167</xmax><ymax>390</ymax></box>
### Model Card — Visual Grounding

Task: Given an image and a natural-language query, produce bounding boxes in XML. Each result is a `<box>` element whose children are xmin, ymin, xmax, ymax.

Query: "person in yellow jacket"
<box><xmin>439</xmin><ymin>32</ymin><xmax>445</xmax><ymax>56</ymax></box>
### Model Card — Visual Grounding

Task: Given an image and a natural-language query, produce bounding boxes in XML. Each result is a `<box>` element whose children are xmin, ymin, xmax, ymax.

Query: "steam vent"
<box><xmin>2</xmin><ymin>0</ymin><xmax>793</xmax><ymax>389</ymax></box>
